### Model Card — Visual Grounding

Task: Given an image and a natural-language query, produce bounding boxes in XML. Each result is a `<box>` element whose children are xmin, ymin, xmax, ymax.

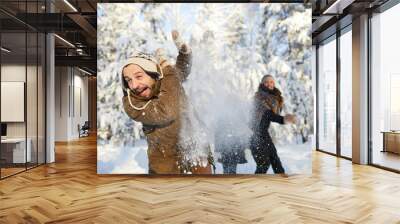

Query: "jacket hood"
<box><xmin>120</xmin><ymin>53</ymin><xmax>163</xmax><ymax>98</ymax></box>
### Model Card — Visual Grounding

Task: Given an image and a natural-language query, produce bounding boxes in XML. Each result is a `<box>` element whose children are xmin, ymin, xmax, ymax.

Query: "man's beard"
<box><xmin>132</xmin><ymin>83</ymin><xmax>156</xmax><ymax>99</ymax></box>
<box><xmin>133</xmin><ymin>86</ymin><xmax>149</xmax><ymax>95</ymax></box>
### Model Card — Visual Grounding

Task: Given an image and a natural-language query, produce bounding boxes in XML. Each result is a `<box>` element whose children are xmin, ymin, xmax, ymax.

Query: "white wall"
<box><xmin>1</xmin><ymin>65</ymin><xmax>26</xmax><ymax>141</ymax></box>
<box><xmin>73</xmin><ymin>72</ymin><xmax>89</xmax><ymax>137</ymax></box>
<box><xmin>54</xmin><ymin>67</ymin><xmax>89</xmax><ymax>141</ymax></box>
<box><xmin>1</xmin><ymin>63</ymin><xmax>46</xmax><ymax>164</ymax></box>
<box><xmin>55</xmin><ymin>66</ymin><xmax>69</xmax><ymax>141</ymax></box>
<box><xmin>1</xmin><ymin>65</ymin><xmax>34</xmax><ymax>138</ymax></box>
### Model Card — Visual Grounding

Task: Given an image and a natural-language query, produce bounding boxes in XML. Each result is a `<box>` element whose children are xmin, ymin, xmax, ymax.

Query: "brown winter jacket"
<box><xmin>122</xmin><ymin>51</ymin><xmax>195</xmax><ymax>174</ymax></box>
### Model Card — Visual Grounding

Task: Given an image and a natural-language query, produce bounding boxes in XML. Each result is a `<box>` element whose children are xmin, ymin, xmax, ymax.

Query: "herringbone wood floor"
<box><xmin>1</xmin><ymin>135</ymin><xmax>400</xmax><ymax>224</ymax></box>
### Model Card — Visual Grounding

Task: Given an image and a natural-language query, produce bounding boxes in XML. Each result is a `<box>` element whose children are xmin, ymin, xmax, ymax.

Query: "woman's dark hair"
<box><xmin>261</xmin><ymin>74</ymin><xmax>274</xmax><ymax>84</ymax></box>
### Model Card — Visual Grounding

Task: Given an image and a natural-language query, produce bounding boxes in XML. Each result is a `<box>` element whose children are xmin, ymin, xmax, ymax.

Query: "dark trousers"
<box><xmin>250</xmin><ymin>136</ymin><xmax>285</xmax><ymax>174</ymax></box>
<box><xmin>220</xmin><ymin>152</ymin><xmax>238</xmax><ymax>174</ymax></box>
<box><xmin>222</xmin><ymin>162</ymin><xmax>237</xmax><ymax>174</ymax></box>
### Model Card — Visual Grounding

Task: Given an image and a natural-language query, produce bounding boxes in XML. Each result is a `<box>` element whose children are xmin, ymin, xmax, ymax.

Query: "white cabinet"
<box><xmin>1</xmin><ymin>138</ymin><xmax>32</xmax><ymax>163</ymax></box>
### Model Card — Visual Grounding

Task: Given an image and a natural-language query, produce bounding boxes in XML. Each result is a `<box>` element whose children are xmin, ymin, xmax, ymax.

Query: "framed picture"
<box><xmin>97</xmin><ymin>3</ymin><xmax>312</xmax><ymax>175</ymax></box>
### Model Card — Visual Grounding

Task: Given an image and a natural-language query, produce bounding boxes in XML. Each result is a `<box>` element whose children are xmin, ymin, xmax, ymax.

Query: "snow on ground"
<box><xmin>225</xmin><ymin>142</ymin><xmax>311</xmax><ymax>174</ymax></box>
<box><xmin>98</xmin><ymin>139</ymin><xmax>311</xmax><ymax>174</ymax></box>
<box><xmin>97</xmin><ymin>139</ymin><xmax>148</xmax><ymax>174</ymax></box>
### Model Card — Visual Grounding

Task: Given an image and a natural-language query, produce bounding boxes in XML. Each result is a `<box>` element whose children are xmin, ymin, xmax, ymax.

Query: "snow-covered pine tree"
<box><xmin>97</xmin><ymin>3</ymin><xmax>162</xmax><ymax>146</ymax></box>
<box><xmin>258</xmin><ymin>3</ymin><xmax>312</xmax><ymax>144</ymax></box>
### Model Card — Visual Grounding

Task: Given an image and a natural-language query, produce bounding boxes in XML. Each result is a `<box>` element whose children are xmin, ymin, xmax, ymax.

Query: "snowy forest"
<box><xmin>97</xmin><ymin>3</ymin><xmax>312</xmax><ymax>174</ymax></box>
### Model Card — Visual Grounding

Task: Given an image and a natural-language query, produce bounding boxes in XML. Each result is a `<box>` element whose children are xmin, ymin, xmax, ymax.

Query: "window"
<box><xmin>0</xmin><ymin>1</ymin><xmax>47</xmax><ymax>179</ymax></box>
<box><xmin>317</xmin><ymin>36</ymin><xmax>337</xmax><ymax>154</ymax></box>
<box><xmin>370</xmin><ymin>3</ymin><xmax>400</xmax><ymax>171</ymax></box>
<box><xmin>340</xmin><ymin>28</ymin><xmax>352</xmax><ymax>158</ymax></box>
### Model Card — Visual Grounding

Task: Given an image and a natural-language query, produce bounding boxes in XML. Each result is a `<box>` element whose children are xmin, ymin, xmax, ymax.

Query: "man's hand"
<box><xmin>172</xmin><ymin>30</ymin><xmax>179</xmax><ymax>42</ymax></box>
<box><xmin>172</xmin><ymin>30</ymin><xmax>190</xmax><ymax>54</ymax></box>
<box><xmin>180</xmin><ymin>44</ymin><xmax>189</xmax><ymax>54</ymax></box>
<box><xmin>284</xmin><ymin>114</ymin><xmax>296</xmax><ymax>124</ymax></box>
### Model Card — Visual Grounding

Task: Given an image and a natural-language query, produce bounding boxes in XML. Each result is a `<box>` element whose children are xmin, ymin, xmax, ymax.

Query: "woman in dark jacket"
<box><xmin>250</xmin><ymin>75</ymin><xmax>296</xmax><ymax>174</ymax></box>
